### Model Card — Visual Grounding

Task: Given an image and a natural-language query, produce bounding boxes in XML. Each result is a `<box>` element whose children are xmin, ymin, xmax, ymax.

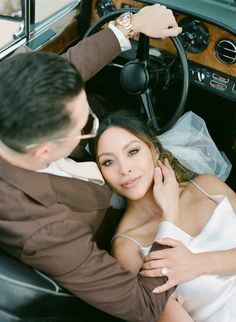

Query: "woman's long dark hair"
<box><xmin>91</xmin><ymin>110</ymin><xmax>187</xmax><ymax>183</ymax></box>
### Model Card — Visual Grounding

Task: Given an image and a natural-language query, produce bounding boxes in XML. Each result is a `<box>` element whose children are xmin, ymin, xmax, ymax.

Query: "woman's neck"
<box><xmin>127</xmin><ymin>189</ymin><xmax>162</xmax><ymax>221</ymax></box>
<box><xmin>117</xmin><ymin>189</ymin><xmax>163</xmax><ymax>246</ymax></box>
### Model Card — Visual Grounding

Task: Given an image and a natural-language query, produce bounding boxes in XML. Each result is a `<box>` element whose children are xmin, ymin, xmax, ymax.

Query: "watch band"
<box><xmin>115</xmin><ymin>12</ymin><xmax>138</xmax><ymax>38</ymax></box>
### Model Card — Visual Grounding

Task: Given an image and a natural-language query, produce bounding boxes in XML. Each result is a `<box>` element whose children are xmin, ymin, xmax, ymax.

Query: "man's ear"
<box><xmin>30</xmin><ymin>142</ymin><xmax>52</xmax><ymax>162</ymax></box>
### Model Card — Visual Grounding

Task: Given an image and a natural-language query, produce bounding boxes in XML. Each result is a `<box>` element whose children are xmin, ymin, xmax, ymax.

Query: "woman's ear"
<box><xmin>155</xmin><ymin>148</ymin><xmax>161</xmax><ymax>165</ymax></box>
<box><xmin>151</xmin><ymin>146</ymin><xmax>160</xmax><ymax>165</ymax></box>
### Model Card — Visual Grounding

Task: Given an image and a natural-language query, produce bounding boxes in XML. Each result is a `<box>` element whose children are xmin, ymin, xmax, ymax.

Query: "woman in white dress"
<box><xmin>92</xmin><ymin>110</ymin><xmax>236</xmax><ymax>322</ymax></box>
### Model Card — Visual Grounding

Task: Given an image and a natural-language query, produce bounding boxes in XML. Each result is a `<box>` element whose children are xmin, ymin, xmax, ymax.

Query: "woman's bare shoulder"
<box><xmin>191</xmin><ymin>174</ymin><xmax>236</xmax><ymax>205</ymax></box>
<box><xmin>191</xmin><ymin>174</ymin><xmax>233</xmax><ymax>193</ymax></box>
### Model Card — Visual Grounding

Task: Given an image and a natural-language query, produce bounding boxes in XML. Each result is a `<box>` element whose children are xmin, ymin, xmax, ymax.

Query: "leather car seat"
<box><xmin>0</xmin><ymin>249</ymin><xmax>122</xmax><ymax>322</ymax></box>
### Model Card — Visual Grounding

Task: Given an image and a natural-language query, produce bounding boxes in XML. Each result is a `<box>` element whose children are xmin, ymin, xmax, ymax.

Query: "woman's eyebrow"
<box><xmin>98</xmin><ymin>140</ymin><xmax>140</xmax><ymax>159</ymax></box>
<box><xmin>123</xmin><ymin>140</ymin><xmax>140</xmax><ymax>150</ymax></box>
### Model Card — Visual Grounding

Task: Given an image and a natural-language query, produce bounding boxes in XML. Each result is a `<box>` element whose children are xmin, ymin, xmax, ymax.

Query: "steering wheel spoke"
<box><xmin>140</xmin><ymin>90</ymin><xmax>161</xmax><ymax>132</ymax></box>
<box><xmin>136</xmin><ymin>33</ymin><xmax>150</xmax><ymax>62</ymax></box>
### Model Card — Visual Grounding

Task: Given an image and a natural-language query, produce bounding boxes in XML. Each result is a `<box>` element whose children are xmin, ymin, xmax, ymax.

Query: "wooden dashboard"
<box><xmin>91</xmin><ymin>0</ymin><xmax>236</xmax><ymax>78</ymax></box>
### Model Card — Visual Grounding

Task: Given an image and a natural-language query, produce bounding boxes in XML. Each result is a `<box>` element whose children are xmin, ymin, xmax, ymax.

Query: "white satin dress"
<box><xmin>113</xmin><ymin>181</ymin><xmax>236</xmax><ymax>322</ymax></box>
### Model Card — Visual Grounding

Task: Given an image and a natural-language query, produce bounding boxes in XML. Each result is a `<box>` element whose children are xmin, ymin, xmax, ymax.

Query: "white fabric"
<box><xmin>38</xmin><ymin>159</ymin><xmax>72</xmax><ymax>177</ymax></box>
<box><xmin>108</xmin><ymin>21</ymin><xmax>132</xmax><ymax>51</ymax></box>
<box><xmin>155</xmin><ymin>185</ymin><xmax>236</xmax><ymax>322</ymax></box>
<box><xmin>172</xmin><ymin>194</ymin><xmax>236</xmax><ymax>322</ymax></box>
<box><xmin>158</xmin><ymin>111</ymin><xmax>232</xmax><ymax>181</ymax></box>
<box><xmin>155</xmin><ymin>221</ymin><xmax>192</xmax><ymax>247</ymax></box>
<box><xmin>38</xmin><ymin>157</ymin><xmax>105</xmax><ymax>186</ymax></box>
<box><xmin>115</xmin><ymin>182</ymin><xmax>236</xmax><ymax>321</ymax></box>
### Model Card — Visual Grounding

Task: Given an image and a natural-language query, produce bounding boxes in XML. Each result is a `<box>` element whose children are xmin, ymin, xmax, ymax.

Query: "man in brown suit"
<box><xmin>0</xmin><ymin>4</ymin><xmax>181</xmax><ymax>322</ymax></box>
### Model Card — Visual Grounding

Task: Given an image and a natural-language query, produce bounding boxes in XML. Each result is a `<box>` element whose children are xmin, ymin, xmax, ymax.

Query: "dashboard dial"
<box><xmin>179</xmin><ymin>18</ymin><xmax>209</xmax><ymax>53</ymax></box>
<box><xmin>96</xmin><ymin>0</ymin><xmax>116</xmax><ymax>17</ymax></box>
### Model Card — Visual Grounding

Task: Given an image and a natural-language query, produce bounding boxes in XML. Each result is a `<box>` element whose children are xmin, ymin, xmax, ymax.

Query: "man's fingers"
<box><xmin>161</xmin><ymin>26</ymin><xmax>183</xmax><ymax>38</ymax></box>
<box><xmin>139</xmin><ymin>264</ymin><xmax>167</xmax><ymax>277</ymax></box>
<box><xmin>143</xmin><ymin>248</ymin><xmax>168</xmax><ymax>262</ymax></box>
<box><xmin>156</xmin><ymin>238</ymin><xmax>179</xmax><ymax>248</ymax></box>
<box><xmin>152</xmin><ymin>280</ymin><xmax>175</xmax><ymax>293</ymax></box>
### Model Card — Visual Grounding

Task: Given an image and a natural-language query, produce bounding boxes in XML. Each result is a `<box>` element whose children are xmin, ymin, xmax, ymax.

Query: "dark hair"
<box><xmin>92</xmin><ymin>110</ymin><xmax>187</xmax><ymax>183</ymax></box>
<box><xmin>0</xmin><ymin>51</ymin><xmax>84</xmax><ymax>152</ymax></box>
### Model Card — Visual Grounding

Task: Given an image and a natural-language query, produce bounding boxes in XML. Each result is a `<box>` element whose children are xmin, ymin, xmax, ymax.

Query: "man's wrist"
<box><xmin>108</xmin><ymin>21</ymin><xmax>131</xmax><ymax>51</ymax></box>
<box><xmin>115</xmin><ymin>12</ymin><xmax>138</xmax><ymax>39</ymax></box>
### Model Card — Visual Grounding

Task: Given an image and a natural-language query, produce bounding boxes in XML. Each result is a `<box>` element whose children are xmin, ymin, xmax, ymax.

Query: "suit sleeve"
<box><xmin>21</xmin><ymin>206</ymin><xmax>173</xmax><ymax>322</ymax></box>
<box><xmin>62</xmin><ymin>28</ymin><xmax>121</xmax><ymax>82</ymax></box>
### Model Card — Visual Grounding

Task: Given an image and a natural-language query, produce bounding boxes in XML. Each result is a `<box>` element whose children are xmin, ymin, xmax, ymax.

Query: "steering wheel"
<box><xmin>84</xmin><ymin>8</ymin><xmax>189</xmax><ymax>135</ymax></box>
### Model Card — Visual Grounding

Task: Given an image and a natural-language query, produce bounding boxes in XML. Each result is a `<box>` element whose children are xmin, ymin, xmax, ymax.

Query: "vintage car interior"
<box><xmin>0</xmin><ymin>0</ymin><xmax>235</xmax><ymax>321</ymax></box>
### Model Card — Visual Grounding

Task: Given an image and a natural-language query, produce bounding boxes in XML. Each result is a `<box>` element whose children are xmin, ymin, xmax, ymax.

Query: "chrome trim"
<box><xmin>215</xmin><ymin>39</ymin><xmax>236</xmax><ymax>64</ymax></box>
<box><xmin>0</xmin><ymin>38</ymin><xmax>26</xmax><ymax>60</ymax></box>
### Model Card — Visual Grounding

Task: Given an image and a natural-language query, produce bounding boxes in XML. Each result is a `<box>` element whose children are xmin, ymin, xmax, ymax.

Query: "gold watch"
<box><xmin>115</xmin><ymin>12</ymin><xmax>138</xmax><ymax>38</ymax></box>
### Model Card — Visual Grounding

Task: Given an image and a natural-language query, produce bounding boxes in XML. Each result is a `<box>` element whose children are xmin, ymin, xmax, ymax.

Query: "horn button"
<box><xmin>120</xmin><ymin>61</ymin><xmax>149</xmax><ymax>95</ymax></box>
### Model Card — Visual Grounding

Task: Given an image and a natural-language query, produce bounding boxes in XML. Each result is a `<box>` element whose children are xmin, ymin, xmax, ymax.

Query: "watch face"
<box><xmin>116</xmin><ymin>12</ymin><xmax>137</xmax><ymax>38</ymax></box>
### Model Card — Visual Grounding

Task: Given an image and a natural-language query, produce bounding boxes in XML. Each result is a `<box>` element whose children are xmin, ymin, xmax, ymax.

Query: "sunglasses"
<box><xmin>24</xmin><ymin>109</ymin><xmax>99</xmax><ymax>150</ymax></box>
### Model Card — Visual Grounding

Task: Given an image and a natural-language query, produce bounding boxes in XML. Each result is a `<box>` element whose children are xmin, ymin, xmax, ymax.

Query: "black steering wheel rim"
<box><xmin>84</xmin><ymin>8</ymin><xmax>189</xmax><ymax>135</ymax></box>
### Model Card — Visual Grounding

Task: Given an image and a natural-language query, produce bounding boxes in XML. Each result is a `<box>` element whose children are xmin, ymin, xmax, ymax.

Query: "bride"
<box><xmin>92</xmin><ymin>110</ymin><xmax>236</xmax><ymax>322</ymax></box>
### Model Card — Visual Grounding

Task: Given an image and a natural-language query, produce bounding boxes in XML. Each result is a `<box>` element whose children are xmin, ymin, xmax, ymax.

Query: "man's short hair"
<box><xmin>0</xmin><ymin>51</ymin><xmax>84</xmax><ymax>152</ymax></box>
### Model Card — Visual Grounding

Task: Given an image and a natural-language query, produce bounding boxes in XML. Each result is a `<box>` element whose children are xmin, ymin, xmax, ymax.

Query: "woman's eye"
<box><xmin>101</xmin><ymin>159</ymin><xmax>113</xmax><ymax>167</ymax></box>
<box><xmin>128</xmin><ymin>149</ymin><xmax>139</xmax><ymax>156</ymax></box>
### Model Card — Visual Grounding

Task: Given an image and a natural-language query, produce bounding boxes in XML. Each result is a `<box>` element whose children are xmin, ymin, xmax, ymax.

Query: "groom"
<box><xmin>0</xmin><ymin>4</ymin><xmax>181</xmax><ymax>321</ymax></box>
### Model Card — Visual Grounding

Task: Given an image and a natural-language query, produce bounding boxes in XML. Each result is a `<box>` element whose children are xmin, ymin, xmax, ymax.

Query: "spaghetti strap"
<box><xmin>189</xmin><ymin>179</ymin><xmax>217</xmax><ymax>202</ymax></box>
<box><xmin>112</xmin><ymin>233</ymin><xmax>143</xmax><ymax>248</ymax></box>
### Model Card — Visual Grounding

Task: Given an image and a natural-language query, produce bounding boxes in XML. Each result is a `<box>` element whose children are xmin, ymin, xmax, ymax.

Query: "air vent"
<box><xmin>215</xmin><ymin>39</ymin><xmax>236</xmax><ymax>64</ymax></box>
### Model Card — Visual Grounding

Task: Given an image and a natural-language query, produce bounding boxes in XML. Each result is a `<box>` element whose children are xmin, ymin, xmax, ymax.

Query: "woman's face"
<box><xmin>97</xmin><ymin>126</ymin><xmax>158</xmax><ymax>200</ymax></box>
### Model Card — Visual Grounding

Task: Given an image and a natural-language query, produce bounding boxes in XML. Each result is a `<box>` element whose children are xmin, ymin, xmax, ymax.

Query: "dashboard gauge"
<box><xmin>179</xmin><ymin>18</ymin><xmax>209</xmax><ymax>53</ymax></box>
<box><xmin>96</xmin><ymin>0</ymin><xmax>116</xmax><ymax>17</ymax></box>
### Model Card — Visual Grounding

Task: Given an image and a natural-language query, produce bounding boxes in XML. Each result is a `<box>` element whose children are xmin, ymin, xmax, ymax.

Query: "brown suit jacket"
<box><xmin>0</xmin><ymin>30</ymin><xmax>172</xmax><ymax>322</ymax></box>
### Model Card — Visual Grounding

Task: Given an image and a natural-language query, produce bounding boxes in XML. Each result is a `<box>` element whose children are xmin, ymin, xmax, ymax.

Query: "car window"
<box><xmin>0</xmin><ymin>0</ymin><xmax>22</xmax><ymax>18</ymax></box>
<box><xmin>0</xmin><ymin>0</ymin><xmax>23</xmax><ymax>49</ymax></box>
<box><xmin>35</xmin><ymin>0</ymin><xmax>75</xmax><ymax>23</ymax></box>
<box><xmin>0</xmin><ymin>0</ymin><xmax>80</xmax><ymax>59</ymax></box>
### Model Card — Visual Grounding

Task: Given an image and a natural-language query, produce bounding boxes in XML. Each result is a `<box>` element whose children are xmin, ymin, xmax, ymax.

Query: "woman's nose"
<box><xmin>120</xmin><ymin>165</ymin><xmax>132</xmax><ymax>176</ymax></box>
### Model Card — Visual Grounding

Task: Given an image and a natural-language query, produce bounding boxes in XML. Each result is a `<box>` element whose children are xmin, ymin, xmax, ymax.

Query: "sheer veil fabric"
<box><xmin>158</xmin><ymin>111</ymin><xmax>232</xmax><ymax>181</ymax></box>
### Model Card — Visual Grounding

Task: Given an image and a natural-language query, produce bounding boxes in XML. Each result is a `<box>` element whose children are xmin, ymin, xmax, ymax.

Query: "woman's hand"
<box><xmin>153</xmin><ymin>159</ymin><xmax>180</xmax><ymax>224</ymax></box>
<box><xmin>139</xmin><ymin>238</ymin><xmax>201</xmax><ymax>293</ymax></box>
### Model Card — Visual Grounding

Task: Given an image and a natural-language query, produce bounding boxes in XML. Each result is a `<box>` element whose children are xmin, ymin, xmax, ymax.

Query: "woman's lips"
<box><xmin>121</xmin><ymin>176</ymin><xmax>141</xmax><ymax>189</ymax></box>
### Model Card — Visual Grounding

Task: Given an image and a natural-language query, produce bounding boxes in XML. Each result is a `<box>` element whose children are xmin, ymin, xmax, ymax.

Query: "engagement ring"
<box><xmin>161</xmin><ymin>267</ymin><xmax>169</xmax><ymax>276</ymax></box>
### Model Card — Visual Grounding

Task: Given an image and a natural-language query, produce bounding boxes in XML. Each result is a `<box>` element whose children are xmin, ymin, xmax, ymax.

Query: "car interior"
<box><xmin>0</xmin><ymin>0</ymin><xmax>235</xmax><ymax>321</ymax></box>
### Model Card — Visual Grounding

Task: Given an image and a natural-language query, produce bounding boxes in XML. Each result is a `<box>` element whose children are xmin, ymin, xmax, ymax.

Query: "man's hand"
<box><xmin>139</xmin><ymin>238</ymin><xmax>201</xmax><ymax>293</ymax></box>
<box><xmin>132</xmin><ymin>4</ymin><xmax>182</xmax><ymax>38</ymax></box>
